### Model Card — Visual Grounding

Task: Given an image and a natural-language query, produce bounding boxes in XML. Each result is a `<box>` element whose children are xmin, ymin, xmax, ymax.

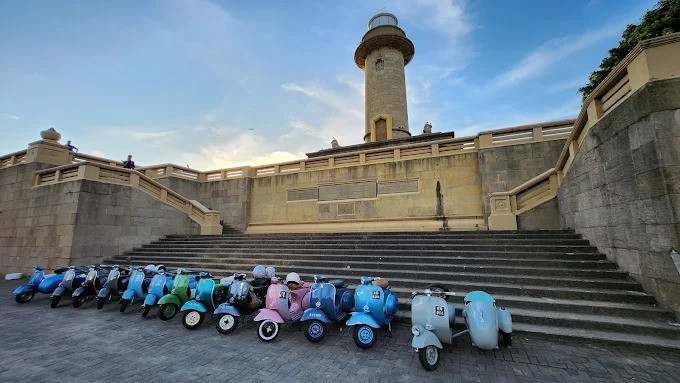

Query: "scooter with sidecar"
<box><xmin>72</xmin><ymin>265</ymin><xmax>109</xmax><ymax>308</ymax></box>
<box><xmin>346</xmin><ymin>276</ymin><xmax>399</xmax><ymax>349</ymax></box>
<box><xmin>13</xmin><ymin>265</ymin><xmax>71</xmax><ymax>303</ymax></box>
<box><xmin>410</xmin><ymin>287</ymin><xmax>512</xmax><ymax>371</ymax></box>
<box><xmin>119</xmin><ymin>266</ymin><xmax>151</xmax><ymax>313</ymax></box>
<box><xmin>213</xmin><ymin>272</ymin><xmax>271</xmax><ymax>335</ymax></box>
<box><xmin>50</xmin><ymin>266</ymin><xmax>86</xmax><ymax>308</ymax></box>
<box><xmin>96</xmin><ymin>265</ymin><xmax>131</xmax><ymax>309</ymax></box>
<box><xmin>140</xmin><ymin>267</ymin><xmax>174</xmax><ymax>317</ymax></box>
<box><xmin>253</xmin><ymin>274</ymin><xmax>311</xmax><ymax>342</ymax></box>
<box><xmin>180</xmin><ymin>272</ymin><xmax>229</xmax><ymax>330</ymax></box>
<box><xmin>158</xmin><ymin>268</ymin><xmax>199</xmax><ymax>321</ymax></box>
<box><xmin>300</xmin><ymin>275</ymin><xmax>354</xmax><ymax>343</ymax></box>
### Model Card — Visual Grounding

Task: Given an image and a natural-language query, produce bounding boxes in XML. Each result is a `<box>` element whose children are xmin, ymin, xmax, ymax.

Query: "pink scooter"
<box><xmin>254</xmin><ymin>274</ymin><xmax>311</xmax><ymax>342</ymax></box>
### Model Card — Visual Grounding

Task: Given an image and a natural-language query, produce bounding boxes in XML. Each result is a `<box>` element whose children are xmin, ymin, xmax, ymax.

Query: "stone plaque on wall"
<box><xmin>377</xmin><ymin>179</ymin><xmax>419</xmax><ymax>195</ymax></box>
<box><xmin>287</xmin><ymin>188</ymin><xmax>318</xmax><ymax>202</ymax></box>
<box><xmin>318</xmin><ymin>181</ymin><xmax>377</xmax><ymax>201</ymax></box>
<box><xmin>337</xmin><ymin>202</ymin><xmax>355</xmax><ymax>216</ymax></box>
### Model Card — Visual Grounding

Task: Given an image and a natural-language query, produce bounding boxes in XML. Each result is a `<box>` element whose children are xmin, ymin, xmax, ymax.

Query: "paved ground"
<box><xmin>1</xmin><ymin>280</ymin><xmax>679</xmax><ymax>383</ymax></box>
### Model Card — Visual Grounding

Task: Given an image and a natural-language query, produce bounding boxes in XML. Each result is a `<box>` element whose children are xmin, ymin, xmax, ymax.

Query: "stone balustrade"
<box><xmin>33</xmin><ymin>161</ymin><xmax>222</xmax><ymax>235</ymax></box>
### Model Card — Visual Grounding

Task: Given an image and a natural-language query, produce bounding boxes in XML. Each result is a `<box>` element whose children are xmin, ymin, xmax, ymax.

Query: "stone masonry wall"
<box><xmin>0</xmin><ymin>163</ymin><xmax>79</xmax><ymax>274</ymax></box>
<box><xmin>477</xmin><ymin>139</ymin><xmax>567</xmax><ymax>225</ymax></box>
<box><xmin>158</xmin><ymin>177</ymin><xmax>251</xmax><ymax>232</ymax></box>
<box><xmin>365</xmin><ymin>46</ymin><xmax>409</xmax><ymax>140</ymax></box>
<box><xmin>557</xmin><ymin>79</ymin><xmax>680</xmax><ymax>315</ymax></box>
<box><xmin>71</xmin><ymin>180</ymin><xmax>199</xmax><ymax>266</ymax></box>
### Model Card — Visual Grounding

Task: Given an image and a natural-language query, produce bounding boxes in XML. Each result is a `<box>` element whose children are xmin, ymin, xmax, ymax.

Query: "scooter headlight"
<box><xmin>411</xmin><ymin>326</ymin><xmax>421</xmax><ymax>336</ymax></box>
<box><xmin>425</xmin><ymin>322</ymin><xmax>433</xmax><ymax>331</ymax></box>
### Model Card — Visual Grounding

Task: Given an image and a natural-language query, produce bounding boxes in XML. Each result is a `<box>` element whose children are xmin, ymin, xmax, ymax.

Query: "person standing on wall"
<box><xmin>122</xmin><ymin>155</ymin><xmax>135</xmax><ymax>169</ymax></box>
<box><xmin>66</xmin><ymin>140</ymin><xmax>78</xmax><ymax>152</ymax></box>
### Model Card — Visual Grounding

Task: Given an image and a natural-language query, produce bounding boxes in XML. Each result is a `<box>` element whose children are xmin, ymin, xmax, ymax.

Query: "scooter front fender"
<box><xmin>97</xmin><ymin>287</ymin><xmax>111</xmax><ymax>299</ymax></box>
<box><xmin>180</xmin><ymin>300</ymin><xmax>208</xmax><ymax>313</ymax></box>
<box><xmin>254</xmin><ymin>308</ymin><xmax>284</xmax><ymax>323</ymax></box>
<box><xmin>214</xmin><ymin>303</ymin><xmax>241</xmax><ymax>317</ymax></box>
<box><xmin>122</xmin><ymin>289</ymin><xmax>135</xmax><ymax>300</ymax></box>
<box><xmin>72</xmin><ymin>286</ymin><xmax>86</xmax><ymax>297</ymax></box>
<box><xmin>411</xmin><ymin>325</ymin><xmax>443</xmax><ymax>349</ymax></box>
<box><xmin>157</xmin><ymin>294</ymin><xmax>181</xmax><ymax>307</ymax></box>
<box><xmin>143</xmin><ymin>293</ymin><xmax>158</xmax><ymax>307</ymax></box>
<box><xmin>346</xmin><ymin>312</ymin><xmax>380</xmax><ymax>328</ymax></box>
<box><xmin>52</xmin><ymin>286</ymin><xmax>65</xmax><ymax>298</ymax></box>
<box><xmin>13</xmin><ymin>285</ymin><xmax>35</xmax><ymax>295</ymax></box>
<box><xmin>301</xmin><ymin>308</ymin><xmax>330</xmax><ymax>323</ymax></box>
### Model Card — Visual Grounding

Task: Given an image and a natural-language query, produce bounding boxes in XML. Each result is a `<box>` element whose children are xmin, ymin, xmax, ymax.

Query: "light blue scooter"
<box><xmin>13</xmin><ymin>265</ymin><xmax>69</xmax><ymax>303</ymax></box>
<box><xmin>119</xmin><ymin>266</ymin><xmax>150</xmax><ymax>313</ymax></box>
<box><xmin>411</xmin><ymin>287</ymin><xmax>512</xmax><ymax>371</ymax></box>
<box><xmin>140</xmin><ymin>267</ymin><xmax>174</xmax><ymax>318</ymax></box>
<box><xmin>179</xmin><ymin>272</ymin><xmax>229</xmax><ymax>330</ymax></box>
<box><xmin>347</xmin><ymin>276</ymin><xmax>398</xmax><ymax>349</ymax></box>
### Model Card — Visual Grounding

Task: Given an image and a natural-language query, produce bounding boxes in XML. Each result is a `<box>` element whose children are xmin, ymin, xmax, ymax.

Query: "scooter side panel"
<box><xmin>301</xmin><ymin>308</ymin><xmax>330</xmax><ymax>323</ymax></box>
<box><xmin>497</xmin><ymin>307</ymin><xmax>512</xmax><ymax>334</ymax></box>
<box><xmin>214</xmin><ymin>303</ymin><xmax>241</xmax><ymax>317</ymax></box>
<box><xmin>158</xmin><ymin>294</ymin><xmax>182</xmax><ymax>307</ymax></box>
<box><xmin>347</xmin><ymin>312</ymin><xmax>380</xmax><ymax>328</ymax></box>
<box><xmin>181</xmin><ymin>300</ymin><xmax>208</xmax><ymax>313</ymax></box>
<box><xmin>411</xmin><ymin>326</ymin><xmax>443</xmax><ymax>349</ymax></box>
<box><xmin>13</xmin><ymin>285</ymin><xmax>35</xmax><ymax>295</ymax></box>
<box><xmin>254</xmin><ymin>308</ymin><xmax>284</xmax><ymax>323</ymax></box>
<box><xmin>38</xmin><ymin>274</ymin><xmax>64</xmax><ymax>294</ymax></box>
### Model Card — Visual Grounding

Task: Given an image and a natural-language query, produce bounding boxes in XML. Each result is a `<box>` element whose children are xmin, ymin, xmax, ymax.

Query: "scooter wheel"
<box><xmin>257</xmin><ymin>320</ymin><xmax>279</xmax><ymax>342</ymax></box>
<box><xmin>159</xmin><ymin>303</ymin><xmax>177</xmax><ymax>321</ymax></box>
<box><xmin>119</xmin><ymin>299</ymin><xmax>130</xmax><ymax>313</ymax></box>
<box><xmin>15</xmin><ymin>292</ymin><xmax>35</xmax><ymax>304</ymax></box>
<box><xmin>352</xmin><ymin>325</ymin><xmax>377</xmax><ymax>349</ymax></box>
<box><xmin>96</xmin><ymin>297</ymin><xmax>106</xmax><ymax>310</ymax></box>
<box><xmin>141</xmin><ymin>305</ymin><xmax>151</xmax><ymax>318</ymax></box>
<box><xmin>216</xmin><ymin>314</ymin><xmax>238</xmax><ymax>335</ymax></box>
<box><xmin>50</xmin><ymin>295</ymin><xmax>61</xmax><ymax>308</ymax></box>
<box><xmin>304</xmin><ymin>320</ymin><xmax>326</xmax><ymax>343</ymax></box>
<box><xmin>418</xmin><ymin>346</ymin><xmax>440</xmax><ymax>371</ymax></box>
<box><xmin>499</xmin><ymin>330</ymin><xmax>512</xmax><ymax>347</ymax></box>
<box><xmin>182</xmin><ymin>310</ymin><xmax>204</xmax><ymax>330</ymax></box>
<box><xmin>73</xmin><ymin>295</ymin><xmax>86</xmax><ymax>308</ymax></box>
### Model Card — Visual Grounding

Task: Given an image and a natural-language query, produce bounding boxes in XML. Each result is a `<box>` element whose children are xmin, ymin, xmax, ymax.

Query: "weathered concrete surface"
<box><xmin>557</xmin><ymin>78</ymin><xmax>680</xmax><ymax>316</ymax></box>
<box><xmin>158</xmin><ymin>177</ymin><xmax>251</xmax><ymax>231</ymax></box>
<box><xmin>478</xmin><ymin>139</ymin><xmax>566</xmax><ymax>224</ymax></box>
<box><xmin>2</xmin><ymin>282</ymin><xmax>680</xmax><ymax>383</ymax></box>
<box><xmin>518</xmin><ymin>199</ymin><xmax>565</xmax><ymax>230</ymax></box>
<box><xmin>71</xmin><ymin>180</ymin><xmax>199</xmax><ymax>266</ymax></box>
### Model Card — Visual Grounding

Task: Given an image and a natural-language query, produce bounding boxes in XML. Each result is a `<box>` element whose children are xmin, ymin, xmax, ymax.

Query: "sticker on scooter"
<box><xmin>372</xmin><ymin>290</ymin><xmax>381</xmax><ymax>300</ymax></box>
<box><xmin>435</xmin><ymin>305</ymin><xmax>445</xmax><ymax>316</ymax></box>
<box><xmin>279</xmin><ymin>291</ymin><xmax>287</xmax><ymax>299</ymax></box>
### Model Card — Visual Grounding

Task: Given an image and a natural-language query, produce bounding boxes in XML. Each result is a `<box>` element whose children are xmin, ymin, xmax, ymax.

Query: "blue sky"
<box><xmin>0</xmin><ymin>0</ymin><xmax>657</xmax><ymax>169</ymax></box>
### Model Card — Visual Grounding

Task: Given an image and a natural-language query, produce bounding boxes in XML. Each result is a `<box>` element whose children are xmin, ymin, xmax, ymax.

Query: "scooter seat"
<box><xmin>328</xmin><ymin>279</ymin><xmax>345</xmax><ymax>288</ymax></box>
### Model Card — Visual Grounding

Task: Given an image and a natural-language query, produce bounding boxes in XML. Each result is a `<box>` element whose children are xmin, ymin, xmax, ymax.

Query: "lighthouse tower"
<box><xmin>355</xmin><ymin>13</ymin><xmax>415</xmax><ymax>143</ymax></box>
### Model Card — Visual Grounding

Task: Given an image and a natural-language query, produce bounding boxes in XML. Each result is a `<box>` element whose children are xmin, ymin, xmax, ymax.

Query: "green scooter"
<box><xmin>157</xmin><ymin>269</ymin><xmax>197</xmax><ymax>321</ymax></box>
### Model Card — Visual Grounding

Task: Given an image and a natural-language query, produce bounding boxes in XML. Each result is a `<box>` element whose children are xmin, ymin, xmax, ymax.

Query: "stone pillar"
<box><xmin>355</xmin><ymin>13</ymin><xmax>414</xmax><ymax>143</ymax></box>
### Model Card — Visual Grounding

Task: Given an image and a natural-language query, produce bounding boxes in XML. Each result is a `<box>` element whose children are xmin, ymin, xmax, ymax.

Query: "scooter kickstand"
<box><xmin>388</xmin><ymin>323</ymin><xmax>392</xmax><ymax>338</ymax></box>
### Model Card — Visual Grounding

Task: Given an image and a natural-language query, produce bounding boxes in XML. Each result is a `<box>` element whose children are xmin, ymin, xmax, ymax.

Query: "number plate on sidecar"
<box><xmin>372</xmin><ymin>290</ymin><xmax>381</xmax><ymax>299</ymax></box>
<box><xmin>435</xmin><ymin>305</ymin><xmax>445</xmax><ymax>316</ymax></box>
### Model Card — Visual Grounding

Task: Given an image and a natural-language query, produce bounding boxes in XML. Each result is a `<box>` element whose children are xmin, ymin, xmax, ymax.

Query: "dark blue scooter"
<box><xmin>300</xmin><ymin>275</ymin><xmax>354</xmax><ymax>343</ymax></box>
<box><xmin>13</xmin><ymin>265</ymin><xmax>70</xmax><ymax>303</ymax></box>
<box><xmin>50</xmin><ymin>266</ymin><xmax>86</xmax><ymax>308</ymax></box>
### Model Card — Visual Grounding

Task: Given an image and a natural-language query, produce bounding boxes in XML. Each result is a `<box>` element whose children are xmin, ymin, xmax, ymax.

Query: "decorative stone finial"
<box><xmin>40</xmin><ymin>127</ymin><xmax>61</xmax><ymax>142</ymax></box>
<box><xmin>423</xmin><ymin>122</ymin><xmax>432</xmax><ymax>134</ymax></box>
<box><xmin>331</xmin><ymin>138</ymin><xmax>340</xmax><ymax>148</ymax></box>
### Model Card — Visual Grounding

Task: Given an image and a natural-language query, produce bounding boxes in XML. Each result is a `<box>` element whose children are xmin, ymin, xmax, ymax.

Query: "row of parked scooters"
<box><xmin>13</xmin><ymin>264</ymin><xmax>512</xmax><ymax>371</ymax></box>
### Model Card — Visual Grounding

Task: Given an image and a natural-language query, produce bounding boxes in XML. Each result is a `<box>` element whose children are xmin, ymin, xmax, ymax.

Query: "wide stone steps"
<box><xmin>106</xmin><ymin>230</ymin><xmax>680</xmax><ymax>349</ymax></box>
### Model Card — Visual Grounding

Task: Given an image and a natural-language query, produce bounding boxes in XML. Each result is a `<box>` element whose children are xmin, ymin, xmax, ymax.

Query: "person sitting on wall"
<box><xmin>66</xmin><ymin>140</ymin><xmax>78</xmax><ymax>152</ymax></box>
<box><xmin>122</xmin><ymin>154</ymin><xmax>135</xmax><ymax>169</ymax></box>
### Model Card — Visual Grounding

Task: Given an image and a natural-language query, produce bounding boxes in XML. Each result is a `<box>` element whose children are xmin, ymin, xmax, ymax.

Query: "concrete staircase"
<box><xmin>106</xmin><ymin>230</ymin><xmax>680</xmax><ymax>349</ymax></box>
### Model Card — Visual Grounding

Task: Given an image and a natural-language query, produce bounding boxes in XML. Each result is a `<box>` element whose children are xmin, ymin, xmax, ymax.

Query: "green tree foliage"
<box><xmin>579</xmin><ymin>0</ymin><xmax>680</xmax><ymax>99</ymax></box>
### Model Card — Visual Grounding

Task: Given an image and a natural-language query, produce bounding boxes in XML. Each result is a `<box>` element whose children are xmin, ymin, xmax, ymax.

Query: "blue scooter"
<box><xmin>213</xmin><ymin>273</ymin><xmax>269</xmax><ymax>335</ymax></box>
<box><xmin>13</xmin><ymin>265</ymin><xmax>69</xmax><ymax>303</ymax></box>
<box><xmin>119</xmin><ymin>266</ymin><xmax>151</xmax><ymax>313</ymax></box>
<box><xmin>50</xmin><ymin>266</ymin><xmax>86</xmax><ymax>308</ymax></box>
<box><xmin>300</xmin><ymin>275</ymin><xmax>355</xmax><ymax>343</ymax></box>
<box><xmin>72</xmin><ymin>265</ymin><xmax>109</xmax><ymax>308</ymax></box>
<box><xmin>180</xmin><ymin>272</ymin><xmax>229</xmax><ymax>330</ymax></box>
<box><xmin>347</xmin><ymin>276</ymin><xmax>399</xmax><ymax>349</ymax></box>
<box><xmin>140</xmin><ymin>268</ymin><xmax>181</xmax><ymax>318</ymax></box>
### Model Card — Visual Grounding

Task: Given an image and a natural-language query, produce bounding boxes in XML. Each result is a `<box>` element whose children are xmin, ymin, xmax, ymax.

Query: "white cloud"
<box><xmin>492</xmin><ymin>25</ymin><xmax>620</xmax><ymax>88</ymax></box>
<box><xmin>396</xmin><ymin>0</ymin><xmax>472</xmax><ymax>40</ymax></box>
<box><xmin>0</xmin><ymin>113</ymin><xmax>20</xmax><ymax>121</ymax></box>
<box><xmin>100</xmin><ymin>128</ymin><xmax>177</xmax><ymax>141</ymax></box>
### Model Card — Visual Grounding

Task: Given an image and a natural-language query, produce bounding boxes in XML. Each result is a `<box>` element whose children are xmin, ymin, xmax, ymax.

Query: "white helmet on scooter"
<box><xmin>265</xmin><ymin>266</ymin><xmax>276</xmax><ymax>278</ymax></box>
<box><xmin>252</xmin><ymin>265</ymin><xmax>266</xmax><ymax>278</ymax></box>
<box><xmin>285</xmin><ymin>272</ymin><xmax>301</xmax><ymax>285</ymax></box>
